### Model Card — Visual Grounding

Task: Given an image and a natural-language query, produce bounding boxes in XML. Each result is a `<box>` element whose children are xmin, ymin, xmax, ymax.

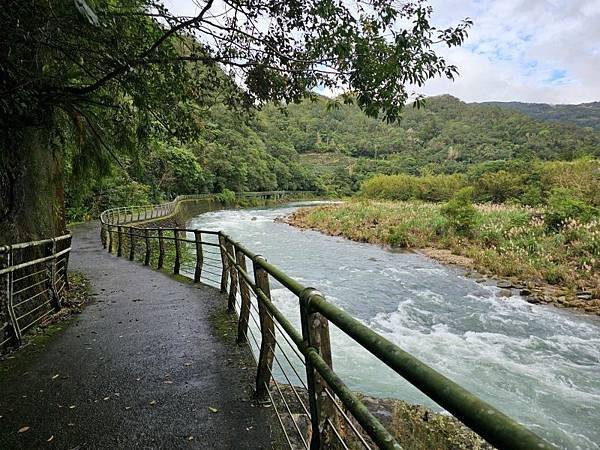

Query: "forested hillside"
<box><xmin>256</xmin><ymin>94</ymin><xmax>600</xmax><ymax>194</ymax></box>
<box><xmin>479</xmin><ymin>101</ymin><xmax>600</xmax><ymax>131</ymax></box>
<box><xmin>66</xmin><ymin>94</ymin><xmax>600</xmax><ymax>219</ymax></box>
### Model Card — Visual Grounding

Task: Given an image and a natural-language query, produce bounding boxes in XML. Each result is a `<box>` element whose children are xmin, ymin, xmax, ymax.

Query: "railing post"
<box><xmin>194</xmin><ymin>231</ymin><xmax>203</xmax><ymax>283</ymax></box>
<box><xmin>236</xmin><ymin>248</ymin><xmax>251</xmax><ymax>344</ymax></box>
<box><xmin>253</xmin><ymin>256</ymin><xmax>275</xmax><ymax>400</ymax></box>
<box><xmin>46</xmin><ymin>239</ymin><xmax>61</xmax><ymax>311</ymax></box>
<box><xmin>157</xmin><ymin>229</ymin><xmax>165</xmax><ymax>269</ymax></box>
<box><xmin>173</xmin><ymin>230</ymin><xmax>181</xmax><ymax>275</ymax></box>
<box><xmin>100</xmin><ymin>224</ymin><xmax>106</xmax><ymax>249</ymax></box>
<box><xmin>64</xmin><ymin>236</ymin><xmax>71</xmax><ymax>291</ymax></box>
<box><xmin>129</xmin><ymin>227</ymin><xmax>135</xmax><ymax>261</ymax></box>
<box><xmin>218</xmin><ymin>233</ymin><xmax>229</xmax><ymax>293</ymax></box>
<box><xmin>144</xmin><ymin>228</ymin><xmax>151</xmax><ymax>266</ymax></box>
<box><xmin>226</xmin><ymin>240</ymin><xmax>238</xmax><ymax>312</ymax></box>
<box><xmin>107</xmin><ymin>224</ymin><xmax>113</xmax><ymax>253</ymax></box>
<box><xmin>300</xmin><ymin>288</ymin><xmax>338</xmax><ymax>450</ymax></box>
<box><xmin>5</xmin><ymin>247</ymin><xmax>21</xmax><ymax>345</ymax></box>
<box><xmin>117</xmin><ymin>226</ymin><xmax>123</xmax><ymax>257</ymax></box>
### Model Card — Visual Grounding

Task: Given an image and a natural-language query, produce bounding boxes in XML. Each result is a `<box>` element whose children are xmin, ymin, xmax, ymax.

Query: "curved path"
<box><xmin>0</xmin><ymin>222</ymin><xmax>278</xmax><ymax>449</ymax></box>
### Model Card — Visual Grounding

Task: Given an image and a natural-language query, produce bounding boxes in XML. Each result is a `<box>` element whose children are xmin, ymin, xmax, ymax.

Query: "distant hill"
<box><xmin>258</xmin><ymin>94</ymin><xmax>600</xmax><ymax>175</ymax></box>
<box><xmin>477</xmin><ymin>101</ymin><xmax>600</xmax><ymax>131</ymax></box>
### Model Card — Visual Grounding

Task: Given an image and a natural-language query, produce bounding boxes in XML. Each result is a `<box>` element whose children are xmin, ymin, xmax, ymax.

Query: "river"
<box><xmin>187</xmin><ymin>201</ymin><xmax>600</xmax><ymax>449</ymax></box>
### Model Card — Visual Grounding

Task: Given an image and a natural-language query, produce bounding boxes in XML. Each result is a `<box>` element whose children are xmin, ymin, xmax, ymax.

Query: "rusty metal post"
<box><xmin>194</xmin><ymin>231</ymin><xmax>203</xmax><ymax>283</ymax></box>
<box><xmin>236</xmin><ymin>248</ymin><xmax>251</xmax><ymax>344</ymax></box>
<box><xmin>117</xmin><ymin>226</ymin><xmax>123</xmax><ymax>257</ymax></box>
<box><xmin>226</xmin><ymin>240</ymin><xmax>238</xmax><ymax>312</ymax></box>
<box><xmin>300</xmin><ymin>288</ymin><xmax>338</xmax><ymax>450</ymax></box>
<box><xmin>173</xmin><ymin>230</ymin><xmax>181</xmax><ymax>275</ymax></box>
<box><xmin>144</xmin><ymin>228</ymin><xmax>151</xmax><ymax>266</ymax></box>
<box><xmin>218</xmin><ymin>233</ymin><xmax>228</xmax><ymax>293</ymax></box>
<box><xmin>253</xmin><ymin>256</ymin><xmax>275</xmax><ymax>400</ymax></box>
<box><xmin>129</xmin><ymin>227</ymin><xmax>135</xmax><ymax>261</ymax></box>
<box><xmin>157</xmin><ymin>229</ymin><xmax>165</xmax><ymax>269</ymax></box>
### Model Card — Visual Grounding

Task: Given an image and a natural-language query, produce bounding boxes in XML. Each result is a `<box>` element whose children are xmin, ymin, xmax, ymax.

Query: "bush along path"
<box><xmin>0</xmin><ymin>222</ymin><xmax>279</xmax><ymax>449</ymax></box>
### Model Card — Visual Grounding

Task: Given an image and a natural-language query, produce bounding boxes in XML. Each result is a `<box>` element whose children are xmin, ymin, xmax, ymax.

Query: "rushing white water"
<box><xmin>188</xmin><ymin>202</ymin><xmax>600</xmax><ymax>449</ymax></box>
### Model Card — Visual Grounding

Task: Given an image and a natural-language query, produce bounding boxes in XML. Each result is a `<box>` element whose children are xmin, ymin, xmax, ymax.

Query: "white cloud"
<box><xmin>165</xmin><ymin>0</ymin><xmax>600</xmax><ymax>104</ymax></box>
<box><xmin>422</xmin><ymin>0</ymin><xmax>600</xmax><ymax>103</ymax></box>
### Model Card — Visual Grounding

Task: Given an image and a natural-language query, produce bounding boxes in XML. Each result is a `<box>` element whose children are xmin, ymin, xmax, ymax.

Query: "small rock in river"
<box><xmin>497</xmin><ymin>281</ymin><xmax>512</xmax><ymax>289</ymax></box>
<box><xmin>498</xmin><ymin>289</ymin><xmax>512</xmax><ymax>297</ymax></box>
<box><xmin>519</xmin><ymin>288</ymin><xmax>531</xmax><ymax>296</ymax></box>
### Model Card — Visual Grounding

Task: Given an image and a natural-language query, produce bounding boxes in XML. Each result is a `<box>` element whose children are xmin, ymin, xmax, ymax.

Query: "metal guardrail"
<box><xmin>0</xmin><ymin>234</ymin><xmax>72</xmax><ymax>352</ymax></box>
<box><xmin>99</xmin><ymin>194</ymin><xmax>556</xmax><ymax>450</ymax></box>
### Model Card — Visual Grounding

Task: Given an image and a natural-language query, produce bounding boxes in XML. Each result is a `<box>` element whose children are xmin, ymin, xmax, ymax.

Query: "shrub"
<box><xmin>545</xmin><ymin>188</ymin><xmax>599</xmax><ymax>230</ymax></box>
<box><xmin>215</xmin><ymin>188</ymin><xmax>237</xmax><ymax>205</ymax></box>
<box><xmin>440</xmin><ymin>187</ymin><xmax>478</xmax><ymax>235</ymax></box>
<box><xmin>361</xmin><ymin>173</ymin><xmax>466</xmax><ymax>202</ymax></box>
<box><xmin>474</xmin><ymin>170</ymin><xmax>524</xmax><ymax>203</ymax></box>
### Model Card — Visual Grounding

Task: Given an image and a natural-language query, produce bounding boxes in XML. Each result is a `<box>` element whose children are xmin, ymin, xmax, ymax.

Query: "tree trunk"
<box><xmin>0</xmin><ymin>115</ymin><xmax>66</xmax><ymax>245</ymax></box>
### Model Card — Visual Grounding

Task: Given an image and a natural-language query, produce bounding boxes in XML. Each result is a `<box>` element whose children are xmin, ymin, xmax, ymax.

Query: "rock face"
<box><xmin>357</xmin><ymin>394</ymin><xmax>493</xmax><ymax>450</ymax></box>
<box><xmin>274</xmin><ymin>385</ymin><xmax>492</xmax><ymax>450</ymax></box>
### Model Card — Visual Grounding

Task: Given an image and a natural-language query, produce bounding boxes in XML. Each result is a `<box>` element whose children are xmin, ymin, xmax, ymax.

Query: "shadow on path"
<box><xmin>0</xmin><ymin>222</ymin><xmax>278</xmax><ymax>449</ymax></box>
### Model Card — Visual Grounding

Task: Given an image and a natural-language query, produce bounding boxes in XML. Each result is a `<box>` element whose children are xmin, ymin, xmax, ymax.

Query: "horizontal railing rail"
<box><xmin>99</xmin><ymin>194</ymin><xmax>556</xmax><ymax>450</ymax></box>
<box><xmin>1</xmin><ymin>233</ymin><xmax>72</xmax><ymax>352</ymax></box>
<box><xmin>99</xmin><ymin>191</ymin><xmax>316</xmax><ymax>227</ymax></box>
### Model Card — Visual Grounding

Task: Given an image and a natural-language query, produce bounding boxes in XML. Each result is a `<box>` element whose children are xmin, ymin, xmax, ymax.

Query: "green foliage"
<box><xmin>440</xmin><ymin>188</ymin><xmax>478</xmax><ymax>235</ymax></box>
<box><xmin>545</xmin><ymin>189</ymin><xmax>600</xmax><ymax>230</ymax></box>
<box><xmin>360</xmin><ymin>173</ymin><xmax>466</xmax><ymax>202</ymax></box>
<box><xmin>215</xmin><ymin>188</ymin><xmax>237</xmax><ymax>205</ymax></box>
<box><xmin>290</xmin><ymin>200</ymin><xmax>600</xmax><ymax>293</ymax></box>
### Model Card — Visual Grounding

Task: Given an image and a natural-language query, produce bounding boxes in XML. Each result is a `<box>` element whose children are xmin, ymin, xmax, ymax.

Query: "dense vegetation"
<box><xmin>258</xmin><ymin>94</ymin><xmax>600</xmax><ymax>195</ymax></box>
<box><xmin>2</xmin><ymin>0</ymin><xmax>471</xmax><ymax>243</ymax></box>
<box><xmin>65</xmin><ymin>93</ymin><xmax>600</xmax><ymax>220</ymax></box>
<box><xmin>360</xmin><ymin>158</ymin><xmax>599</xmax><ymax>207</ymax></box>
<box><xmin>480</xmin><ymin>101</ymin><xmax>600</xmax><ymax>131</ymax></box>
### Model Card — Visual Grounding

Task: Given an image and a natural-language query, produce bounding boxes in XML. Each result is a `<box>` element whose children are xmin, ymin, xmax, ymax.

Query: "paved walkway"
<box><xmin>0</xmin><ymin>222</ymin><xmax>278</xmax><ymax>449</ymax></box>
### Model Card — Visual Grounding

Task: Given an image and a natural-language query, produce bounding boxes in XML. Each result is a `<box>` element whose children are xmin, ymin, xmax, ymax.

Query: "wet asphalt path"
<box><xmin>0</xmin><ymin>222</ymin><xmax>278</xmax><ymax>449</ymax></box>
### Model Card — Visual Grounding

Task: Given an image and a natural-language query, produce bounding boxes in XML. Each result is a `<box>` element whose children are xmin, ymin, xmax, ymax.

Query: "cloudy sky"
<box><xmin>168</xmin><ymin>0</ymin><xmax>600</xmax><ymax>105</ymax></box>
<box><xmin>422</xmin><ymin>0</ymin><xmax>600</xmax><ymax>104</ymax></box>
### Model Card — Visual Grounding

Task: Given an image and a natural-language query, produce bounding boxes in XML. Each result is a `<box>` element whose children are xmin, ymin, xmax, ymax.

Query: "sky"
<box><xmin>421</xmin><ymin>0</ymin><xmax>600</xmax><ymax>104</ymax></box>
<box><xmin>167</xmin><ymin>0</ymin><xmax>600</xmax><ymax>105</ymax></box>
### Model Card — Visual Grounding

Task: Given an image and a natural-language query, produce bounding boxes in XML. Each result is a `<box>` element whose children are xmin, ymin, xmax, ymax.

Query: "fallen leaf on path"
<box><xmin>208</xmin><ymin>407</ymin><xmax>219</xmax><ymax>413</ymax></box>
<box><xmin>51</xmin><ymin>374</ymin><xmax>60</xmax><ymax>380</ymax></box>
<box><xmin>124</xmin><ymin>406</ymin><xmax>131</xmax><ymax>410</ymax></box>
<box><xmin>103</xmin><ymin>397</ymin><xmax>110</xmax><ymax>401</ymax></box>
<box><xmin>149</xmin><ymin>400</ymin><xmax>157</xmax><ymax>405</ymax></box>
<box><xmin>188</xmin><ymin>436</ymin><xmax>194</xmax><ymax>441</ymax></box>
<box><xmin>163</xmin><ymin>380</ymin><xmax>173</xmax><ymax>384</ymax></box>
<box><xmin>18</xmin><ymin>426</ymin><xmax>30</xmax><ymax>433</ymax></box>
<box><xmin>47</xmin><ymin>435</ymin><xmax>54</xmax><ymax>442</ymax></box>
<box><xmin>69</xmin><ymin>405</ymin><xmax>76</xmax><ymax>409</ymax></box>
<box><xmin>184</xmin><ymin>362</ymin><xmax>192</xmax><ymax>366</ymax></box>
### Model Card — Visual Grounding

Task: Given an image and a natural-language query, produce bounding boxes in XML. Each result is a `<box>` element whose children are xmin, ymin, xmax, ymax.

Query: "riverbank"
<box><xmin>283</xmin><ymin>200</ymin><xmax>600</xmax><ymax>315</ymax></box>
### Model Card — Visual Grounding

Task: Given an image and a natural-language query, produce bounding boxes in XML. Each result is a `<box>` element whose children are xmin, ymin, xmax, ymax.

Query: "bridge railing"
<box><xmin>99</xmin><ymin>195</ymin><xmax>556</xmax><ymax>450</ymax></box>
<box><xmin>0</xmin><ymin>234</ymin><xmax>72</xmax><ymax>352</ymax></box>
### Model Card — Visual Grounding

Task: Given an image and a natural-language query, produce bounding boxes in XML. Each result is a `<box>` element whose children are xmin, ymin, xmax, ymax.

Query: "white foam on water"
<box><xmin>188</xmin><ymin>203</ymin><xmax>600</xmax><ymax>450</ymax></box>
